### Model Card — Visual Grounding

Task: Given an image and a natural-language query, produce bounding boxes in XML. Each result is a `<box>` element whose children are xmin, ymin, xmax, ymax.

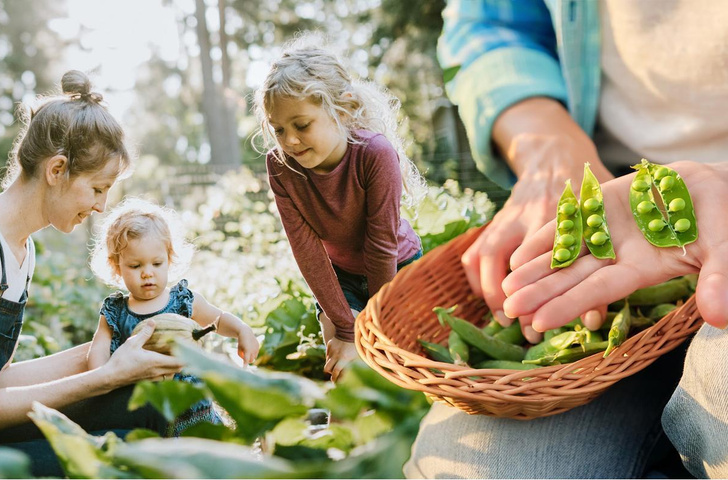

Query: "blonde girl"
<box><xmin>88</xmin><ymin>197</ymin><xmax>259</xmax><ymax>435</ymax></box>
<box><xmin>254</xmin><ymin>35</ymin><xmax>426</xmax><ymax>381</ymax></box>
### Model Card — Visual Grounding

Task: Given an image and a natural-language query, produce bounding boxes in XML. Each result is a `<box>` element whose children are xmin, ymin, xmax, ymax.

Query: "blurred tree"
<box><xmin>0</xmin><ymin>0</ymin><xmax>70</xmax><ymax>175</ymax></box>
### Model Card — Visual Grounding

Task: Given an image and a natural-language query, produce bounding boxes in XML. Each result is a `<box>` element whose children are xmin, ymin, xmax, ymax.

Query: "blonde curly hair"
<box><xmin>90</xmin><ymin>197</ymin><xmax>194</xmax><ymax>288</ymax></box>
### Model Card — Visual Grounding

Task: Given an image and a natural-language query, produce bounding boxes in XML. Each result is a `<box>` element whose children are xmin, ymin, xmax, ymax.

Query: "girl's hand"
<box><xmin>236</xmin><ymin>323</ymin><xmax>260</xmax><ymax>366</ymax></box>
<box><xmin>502</xmin><ymin>161</ymin><xmax>728</xmax><ymax>330</ymax></box>
<box><xmin>101</xmin><ymin>320</ymin><xmax>184</xmax><ymax>387</ymax></box>
<box><xmin>324</xmin><ymin>338</ymin><xmax>359</xmax><ymax>382</ymax></box>
<box><xmin>463</xmin><ymin>132</ymin><xmax>613</xmax><ymax>341</ymax></box>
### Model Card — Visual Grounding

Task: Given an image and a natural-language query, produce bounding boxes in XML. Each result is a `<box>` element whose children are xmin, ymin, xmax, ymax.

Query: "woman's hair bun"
<box><xmin>61</xmin><ymin>70</ymin><xmax>103</xmax><ymax>103</ymax></box>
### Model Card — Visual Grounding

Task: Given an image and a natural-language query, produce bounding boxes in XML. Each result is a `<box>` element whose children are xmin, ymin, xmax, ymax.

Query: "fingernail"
<box><xmin>494</xmin><ymin>310</ymin><xmax>514</xmax><ymax>327</ymax></box>
<box><xmin>584</xmin><ymin>311</ymin><xmax>602</xmax><ymax>330</ymax></box>
<box><xmin>524</xmin><ymin>326</ymin><xmax>543</xmax><ymax>344</ymax></box>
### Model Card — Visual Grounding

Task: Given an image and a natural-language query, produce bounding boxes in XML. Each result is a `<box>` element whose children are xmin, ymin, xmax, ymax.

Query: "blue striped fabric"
<box><xmin>437</xmin><ymin>0</ymin><xmax>601</xmax><ymax>189</ymax></box>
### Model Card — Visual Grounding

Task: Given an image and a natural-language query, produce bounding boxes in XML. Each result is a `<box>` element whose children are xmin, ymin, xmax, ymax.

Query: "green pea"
<box><xmin>674</xmin><ymin>218</ymin><xmax>691</xmax><ymax>233</ymax></box>
<box><xmin>654</xmin><ymin>167</ymin><xmax>670</xmax><ymax>180</ymax></box>
<box><xmin>659</xmin><ymin>175</ymin><xmax>676</xmax><ymax>191</ymax></box>
<box><xmin>632</xmin><ymin>179</ymin><xmax>650</xmax><ymax>192</ymax></box>
<box><xmin>584</xmin><ymin>197</ymin><xmax>601</xmax><ymax>212</ymax></box>
<box><xmin>637</xmin><ymin>201</ymin><xmax>654</xmax><ymax>214</ymax></box>
<box><xmin>586</xmin><ymin>214</ymin><xmax>603</xmax><ymax>228</ymax></box>
<box><xmin>559</xmin><ymin>202</ymin><xmax>576</xmax><ymax>216</ymax></box>
<box><xmin>579</xmin><ymin>163</ymin><xmax>615</xmax><ymax>260</ymax></box>
<box><xmin>559</xmin><ymin>219</ymin><xmax>574</xmax><ymax>232</ymax></box>
<box><xmin>648</xmin><ymin>218</ymin><xmax>666</xmax><ymax>232</ymax></box>
<box><xmin>554</xmin><ymin>248</ymin><xmax>571</xmax><ymax>262</ymax></box>
<box><xmin>558</xmin><ymin>234</ymin><xmax>575</xmax><ymax>247</ymax></box>
<box><xmin>591</xmin><ymin>231</ymin><xmax>608</xmax><ymax>246</ymax></box>
<box><xmin>668</xmin><ymin>198</ymin><xmax>686</xmax><ymax>212</ymax></box>
<box><xmin>551</xmin><ymin>179</ymin><xmax>583</xmax><ymax>269</ymax></box>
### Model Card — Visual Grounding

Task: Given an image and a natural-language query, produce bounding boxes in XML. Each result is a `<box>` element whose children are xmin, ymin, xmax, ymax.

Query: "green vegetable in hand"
<box><xmin>629</xmin><ymin>159</ymin><xmax>697</xmax><ymax>248</ymax></box>
<box><xmin>551</xmin><ymin>180</ymin><xmax>583</xmax><ymax>268</ymax></box>
<box><xmin>580</xmin><ymin>163</ymin><xmax>615</xmax><ymax>259</ymax></box>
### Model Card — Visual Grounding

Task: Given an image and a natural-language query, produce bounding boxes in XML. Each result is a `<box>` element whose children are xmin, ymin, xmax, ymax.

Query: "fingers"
<box><xmin>530</xmin><ymin>264</ymin><xmax>645</xmax><ymax>331</ymax></box>
<box><xmin>128</xmin><ymin>319</ymin><xmax>156</xmax><ymax>343</ymax></box>
<box><xmin>582</xmin><ymin>305</ymin><xmax>608</xmax><ymax>331</ymax></box>
<box><xmin>696</xmin><ymin>252</ymin><xmax>728</xmax><ymax>329</ymax></box>
<box><xmin>461</xmin><ymin>231</ymin><xmax>488</xmax><ymax>297</ymax></box>
<box><xmin>503</xmin><ymin>252</ymin><xmax>602</xmax><ymax>319</ymax></box>
<box><xmin>502</xmin><ymin>251</ymin><xmax>554</xmax><ymax>298</ymax></box>
<box><xmin>518</xmin><ymin>314</ymin><xmax>543</xmax><ymax>344</ymax></box>
<box><xmin>510</xmin><ymin>220</ymin><xmax>557</xmax><ymax>271</ymax></box>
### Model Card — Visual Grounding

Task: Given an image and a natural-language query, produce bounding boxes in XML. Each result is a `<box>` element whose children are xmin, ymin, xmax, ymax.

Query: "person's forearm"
<box><xmin>0</xmin><ymin>342</ymin><xmax>90</xmax><ymax>388</ymax></box>
<box><xmin>215</xmin><ymin>312</ymin><xmax>246</xmax><ymax>338</ymax></box>
<box><xmin>492</xmin><ymin>97</ymin><xmax>605</xmax><ymax>179</ymax></box>
<box><xmin>0</xmin><ymin>366</ymin><xmax>115</xmax><ymax>429</ymax></box>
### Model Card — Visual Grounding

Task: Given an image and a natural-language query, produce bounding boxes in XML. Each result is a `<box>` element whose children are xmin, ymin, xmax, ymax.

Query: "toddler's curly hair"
<box><xmin>90</xmin><ymin>197</ymin><xmax>194</xmax><ymax>288</ymax></box>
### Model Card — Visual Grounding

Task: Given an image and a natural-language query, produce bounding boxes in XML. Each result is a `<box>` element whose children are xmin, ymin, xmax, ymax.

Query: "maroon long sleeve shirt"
<box><xmin>267</xmin><ymin>130</ymin><xmax>421</xmax><ymax>341</ymax></box>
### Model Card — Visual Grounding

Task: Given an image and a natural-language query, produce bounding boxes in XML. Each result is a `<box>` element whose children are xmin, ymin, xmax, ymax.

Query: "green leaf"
<box><xmin>112</xmin><ymin>437</ymin><xmax>306</xmax><ymax>479</ymax></box>
<box><xmin>123</xmin><ymin>428</ymin><xmax>161</xmax><ymax>442</ymax></box>
<box><xmin>128</xmin><ymin>380</ymin><xmax>208</xmax><ymax>422</ymax></box>
<box><xmin>27</xmin><ymin>403</ymin><xmax>133</xmax><ymax>479</ymax></box>
<box><xmin>354</xmin><ymin>411</ymin><xmax>394</xmax><ymax>444</ymax></box>
<box><xmin>0</xmin><ymin>448</ymin><xmax>32</xmax><ymax>479</ymax></box>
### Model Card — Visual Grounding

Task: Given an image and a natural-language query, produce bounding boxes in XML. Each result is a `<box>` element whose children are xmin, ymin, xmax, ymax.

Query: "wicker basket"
<box><xmin>355</xmin><ymin>225</ymin><xmax>704</xmax><ymax>420</ymax></box>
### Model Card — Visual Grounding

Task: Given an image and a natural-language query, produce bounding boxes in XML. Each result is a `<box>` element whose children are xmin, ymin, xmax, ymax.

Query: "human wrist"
<box><xmin>492</xmin><ymin>97</ymin><xmax>600</xmax><ymax>179</ymax></box>
<box><xmin>91</xmin><ymin>363</ymin><xmax>120</xmax><ymax>394</ymax></box>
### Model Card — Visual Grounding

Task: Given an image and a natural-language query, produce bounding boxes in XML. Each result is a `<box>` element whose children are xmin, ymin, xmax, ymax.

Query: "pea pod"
<box><xmin>434</xmin><ymin>307</ymin><xmax>526</xmax><ymax>362</ymax></box>
<box><xmin>524</xmin><ymin>330</ymin><xmax>580</xmax><ymax>361</ymax></box>
<box><xmin>544</xmin><ymin>326</ymin><xmax>568</xmax><ymax>342</ymax></box>
<box><xmin>493</xmin><ymin>320</ymin><xmax>526</xmax><ymax>345</ymax></box>
<box><xmin>580</xmin><ymin>163</ymin><xmax>615</xmax><ymax>259</ymax></box>
<box><xmin>630</xmin><ymin>159</ymin><xmax>697</xmax><ymax>248</ymax></box>
<box><xmin>474</xmin><ymin>360</ymin><xmax>539</xmax><ymax>371</ymax></box>
<box><xmin>448</xmin><ymin>331</ymin><xmax>470</xmax><ymax>365</ymax></box>
<box><xmin>482</xmin><ymin>315</ymin><xmax>504</xmax><ymax>336</ymax></box>
<box><xmin>604</xmin><ymin>301</ymin><xmax>632</xmax><ymax>357</ymax></box>
<box><xmin>524</xmin><ymin>341</ymin><xmax>610</xmax><ymax>366</ymax></box>
<box><xmin>417</xmin><ymin>339</ymin><xmax>453</xmax><ymax>363</ymax></box>
<box><xmin>648</xmin><ymin>303</ymin><xmax>677</xmax><ymax>320</ymax></box>
<box><xmin>551</xmin><ymin>180</ymin><xmax>583</xmax><ymax>268</ymax></box>
<box><xmin>645</xmin><ymin>161</ymin><xmax>698</xmax><ymax>247</ymax></box>
<box><xmin>610</xmin><ymin>276</ymin><xmax>692</xmax><ymax>307</ymax></box>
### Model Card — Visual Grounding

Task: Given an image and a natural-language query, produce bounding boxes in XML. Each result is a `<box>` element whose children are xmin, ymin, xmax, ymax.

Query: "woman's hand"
<box><xmin>100</xmin><ymin>320</ymin><xmax>185</xmax><ymax>388</ymax></box>
<box><xmin>236</xmin><ymin>323</ymin><xmax>261</xmax><ymax>366</ymax></box>
<box><xmin>323</xmin><ymin>338</ymin><xmax>359</xmax><ymax>382</ymax></box>
<box><xmin>502</xmin><ymin>161</ymin><xmax>728</xmax><ymax>330</ymax></box>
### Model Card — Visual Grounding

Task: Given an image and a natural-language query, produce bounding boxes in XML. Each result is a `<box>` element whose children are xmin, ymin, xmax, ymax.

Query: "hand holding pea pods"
<box><xmin>503</xmin><ymin>161</ymin><xmax>728</xmax><ymax>330</ymax></box>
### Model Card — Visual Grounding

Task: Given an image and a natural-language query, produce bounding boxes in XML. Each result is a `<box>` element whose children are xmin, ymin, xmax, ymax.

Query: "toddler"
<box><xmin>88</xmin><ymin>197</ymin><xmax>259</xmax><ymax>435</ymax></box>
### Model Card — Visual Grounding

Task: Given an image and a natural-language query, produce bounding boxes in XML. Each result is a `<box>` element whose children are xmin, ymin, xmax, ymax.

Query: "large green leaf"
<box><xmin>128</xmin><ymin>380</ymin><xmax>208</xmax><ymax>422</ymax></box>
<box><xmin>27</xmin><ymin>403</ymin><xmax>134</xmax><ymax>479</ymax></box>
<box><xmin>112</xmin><ymin>437</ymin><xmax>306</xmax><ymax>479</ymax></box>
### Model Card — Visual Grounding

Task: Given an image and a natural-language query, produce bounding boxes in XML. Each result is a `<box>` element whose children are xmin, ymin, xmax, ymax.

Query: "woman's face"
<box><xmin>48</xmin><ymin>158</ymin><xmax>120</xmax><ymax>233</ymax></box>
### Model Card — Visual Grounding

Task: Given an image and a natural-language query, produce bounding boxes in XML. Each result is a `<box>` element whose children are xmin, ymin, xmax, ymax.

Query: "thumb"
<box><xmin>696</xmin><ymin>255</ymin><xmax>728</xmax><ymax>329</ymax></box>
<box><xmin>130</xmin><ymin>320</ymin><xmax>157</xmax><ymax>343</ymax></box>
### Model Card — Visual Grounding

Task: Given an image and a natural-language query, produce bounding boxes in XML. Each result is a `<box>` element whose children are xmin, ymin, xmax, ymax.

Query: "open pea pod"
<box><xmin>629</xmin><ymin>161</ymin><xmax>680</xmax><ymax>247</ymax></box>
<box><xmin>645</xmin><ymin>161</ymin><xmax>698</xmax><ymax>247</ymax></box>
<box><xmin>580</xmin><ymin>163</ymin><xmax>615</xmax><ymax>259</ymax></box>
<box><xmin>551</xmin><ymin>179</ymin><xmax>583</xmax><ymax>268</ymax></box>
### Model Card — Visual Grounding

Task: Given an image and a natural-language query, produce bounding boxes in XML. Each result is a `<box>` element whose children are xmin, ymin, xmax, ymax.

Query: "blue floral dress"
<box><xmin>101</xmin><ymin>279</ymin><xmax>222</xmax><ymax>436</ymax></box>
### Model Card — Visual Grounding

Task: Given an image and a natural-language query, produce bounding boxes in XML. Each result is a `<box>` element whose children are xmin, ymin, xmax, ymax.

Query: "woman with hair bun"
<box><xmin>0</xmin><ymin>70</ymin><xmax>183</xmax><ymax>476</ymax></box>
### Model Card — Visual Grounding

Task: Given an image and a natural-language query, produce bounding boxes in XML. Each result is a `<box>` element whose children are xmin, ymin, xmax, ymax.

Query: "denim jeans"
<box><xmin>404</xmin><ymin>342</ymin><xmax>689</xmax><ymax>479</ymax></box>
<box><xmin>0</xmin><ymin>385</ymin><xmax>168</xmax><ymax>477</ymax></box>
<box><xmin>662</xmin><ymin>324</ymin><xmax>728</xmax><ymax>478</ymax></box>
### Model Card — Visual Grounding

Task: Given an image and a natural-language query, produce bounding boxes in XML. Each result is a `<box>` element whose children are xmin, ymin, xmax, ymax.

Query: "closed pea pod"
<box><xmin>580</xmin><ymin>163</ymin><xmax>615</xmax><ymax>259</ymax></box>
<box><xmin>551</xmin><ymin>180</ymin><xmax>583</xmax><ymax>268</ymax></box>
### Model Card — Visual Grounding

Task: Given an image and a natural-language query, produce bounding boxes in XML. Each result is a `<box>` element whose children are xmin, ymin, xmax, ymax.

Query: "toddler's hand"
<box><xmin>324</xmin><ymin>338</ymin><xmax>359</xmax><ymax>382</ymax></box>
<box><xmin>236</xmin><ymin>323</ymin><xmax>260</xmax><ymax>366</ymax></box>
